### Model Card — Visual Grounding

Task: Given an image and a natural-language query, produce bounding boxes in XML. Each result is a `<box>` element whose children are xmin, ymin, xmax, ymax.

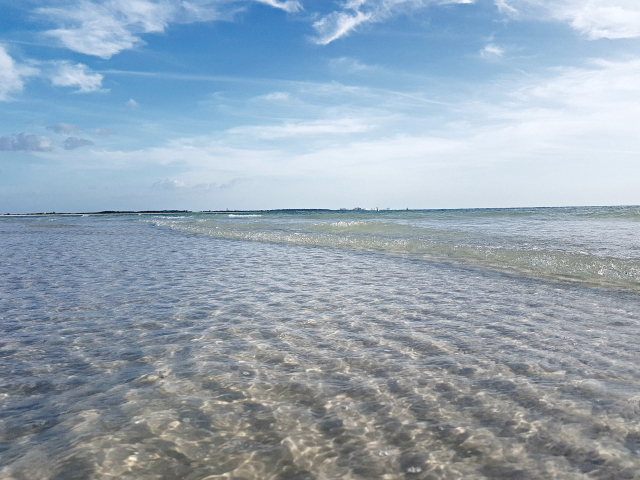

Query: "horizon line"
<box><xmin>2</xmin><ymin>205</ymin><xmax>639</xmax><ymax>216</ymax></box>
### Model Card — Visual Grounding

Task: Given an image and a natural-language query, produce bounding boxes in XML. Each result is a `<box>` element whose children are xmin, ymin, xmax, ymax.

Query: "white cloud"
<box><xmin>36</xmin><ymin>0</ymin><xmax>304</xmax><ymax>58</ymax></box>
<box><xmin>50</xmin><ymin>61</ymin><xmax>104</xmax><ymax>92</ymax></box>
<box><xmin>312</xmin><ymin>0</ymin><xmax>474</xmax><ymax>44</ymax></box>
<box><xmin>0</xmin><ymin>133</ymin><xmax>53</xmax><ymax>152</ymax></box>
<box><xmin>38</xmin><ymin>0</ymin><xmax>174</xmax><ymax>58</ymax></box>
<box><xmin>227</xmin><ymin>118</ymin><xmax>375</xmax><ymax>139</ymax></box>
<box><xmin>0</xmin><ymin>46</ymin><xmax>39</xmax><ymax>101</ymax></box>
<box><xmin>0</xmin><ymin>47</ymin><xmax>25</xmax><ymax>101</ymax></box>
<box><xmin>496</xmin><ymin>0</ymin><xmax>640</xmax><ymax>39</ymax></box>
<box><xmin>253</xmin><ymin>0</ymin><xmax>302</xmax><ymax>13</ymax></box>
<box><xmin>313</xmin><ymin>10</ymin><xmax>373</xmax><ymax>45</ymax></box>
<box><xmin>480</xmin><ymin>44</ymin><xmax>504</xmax><ymax>59</ymax></box>
<box><xmin>494</xmin><ymin>0</ymin><xmax>518</xmax><ymax>15</ymax></box>
<box><xmin>151</xmin><ymin>177</ymin><xmax>229</xmax><ymax>190</ymax></box>
<box><xmin>152</xmin><ymin>178</ymin><xmax>188</xmax><ymax>189</ymax></box>
<box><xmin>1</xmin><ymin>50</ymin><xmax>103</xmax><ymax>99</ymax></box>
<box><xmin>126</xmin><ymin>98</ymin><xmax>139</xmax><ymax>108</ymax></box>
<box><xmin>259</xmin><ymin>91</ymin><xmax>290</xmax><ymax>101</ymax></box>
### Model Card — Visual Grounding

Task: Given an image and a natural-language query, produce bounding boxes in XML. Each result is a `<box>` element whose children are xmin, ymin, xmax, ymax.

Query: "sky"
<box><xmin>0</xmin><ymin>0</ymin><xmax>639</xmax><ymax>212</ymax></box>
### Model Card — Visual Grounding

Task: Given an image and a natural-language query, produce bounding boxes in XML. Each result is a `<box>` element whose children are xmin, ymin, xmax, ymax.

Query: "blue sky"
<box><xmin>1</xmin><ymin>0</ymin><xmax>639</xmax><ymax>212</ymax></box>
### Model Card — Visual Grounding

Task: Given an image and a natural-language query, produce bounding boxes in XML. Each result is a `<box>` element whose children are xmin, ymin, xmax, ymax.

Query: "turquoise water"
<box><xmin>1</xmin><ymin>207</ymin><xmax>640</xmax><ymax>479</ymax></box>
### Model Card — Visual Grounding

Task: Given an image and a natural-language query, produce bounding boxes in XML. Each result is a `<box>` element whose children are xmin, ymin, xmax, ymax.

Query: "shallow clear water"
<box><xmin>1</xmin><ymin>208</ymin><xmax>640</xmax><ymax>479</ymax></box>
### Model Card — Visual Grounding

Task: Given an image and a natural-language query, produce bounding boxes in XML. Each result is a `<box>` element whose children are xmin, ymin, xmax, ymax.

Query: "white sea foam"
<box><xmin>327</xmin><ymin>220</ymin><xmax>367</xmax><ymax>227</ymax></box>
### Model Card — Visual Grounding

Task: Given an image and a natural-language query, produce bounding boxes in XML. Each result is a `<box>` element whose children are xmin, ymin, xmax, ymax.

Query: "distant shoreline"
<box><xmin>1</xmin><ymin>205</ymin><xmax>637</xmax><ymax>216</ymax></box>
<box><xmin>0</xmin><ymin>209</ymin><xmax>337</xmax><ymax>217</ymax></box>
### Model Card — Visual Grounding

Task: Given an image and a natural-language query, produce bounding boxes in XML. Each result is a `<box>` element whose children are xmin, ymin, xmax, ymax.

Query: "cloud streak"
<box><xmin>313</xmin><ymin>10</ymin><xmax>372</xmax><ymax>45</ymax></box>
<box><xmin>312</xmin><ymin>0</ymin><xmax>474</xmax><ymax>45</ymax></box>
<box><xmin>227</xmin><ymin>118</ymin><xmax>376</xmax><ymax>139</ymax></box>
<box><xmin>253</xmin><ymin>0</ymin><xmax>302</xmax><ymax>13</ymax></box>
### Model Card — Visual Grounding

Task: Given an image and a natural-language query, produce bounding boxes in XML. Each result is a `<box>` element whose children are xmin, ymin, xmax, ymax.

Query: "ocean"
<box><xmin>1</xmin><ymin>207</ymin><xmax>639</xmax><ymax>479</ymax></box>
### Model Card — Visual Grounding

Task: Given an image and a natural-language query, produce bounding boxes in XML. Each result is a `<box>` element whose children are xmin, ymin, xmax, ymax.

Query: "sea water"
<box><xmin>1</xmin><ymin>207</ymin><xmax>639</xmax><ymax>479</ymax></box>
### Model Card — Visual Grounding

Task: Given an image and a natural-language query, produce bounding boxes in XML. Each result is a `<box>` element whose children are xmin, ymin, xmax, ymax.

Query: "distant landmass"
<box><xmin>2</xmin><ymin>209</ymin><xmax>337</xmax><ymax>216</ymax></box>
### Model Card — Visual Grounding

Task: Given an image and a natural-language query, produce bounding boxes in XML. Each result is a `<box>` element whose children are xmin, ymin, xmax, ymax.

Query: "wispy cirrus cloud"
<box><xmin>29</xmin><ymin>0</ymin><xmax>639</xmax><ymax>61</ymax></box>
<box><xmin>496</xmin><ymin>0</ymin><xmax>640</xmax><ymax>40</ymax></box>
<box><xmin>312</xmin><ymin>0</ymin><xmax>474</xmax><ymax>45</ymax></box>
<box><xmin>38</xmin><ymin>0</ymin><xmax>177</xmax><ymax>59</ymax></box>
<box><xmin>253</xmin><ymin>0</ymin><xmax>302</xmax><ymax>13</ymax></box>
<box><xmin>313</xmin><ymin>9</ymin><xmax>373</xmax><ymax>45</ymax></box>
<box><xmin>36</xmin><ymin>0</ymin><xmax>303</xmax><ymax>59</ymax></box>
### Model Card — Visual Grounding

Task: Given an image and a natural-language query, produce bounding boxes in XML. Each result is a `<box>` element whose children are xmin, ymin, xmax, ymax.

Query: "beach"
<box><xmin>1</xmin><ymin>208</ymin><xmax>639</xmax><ymax>479</ymax></box>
